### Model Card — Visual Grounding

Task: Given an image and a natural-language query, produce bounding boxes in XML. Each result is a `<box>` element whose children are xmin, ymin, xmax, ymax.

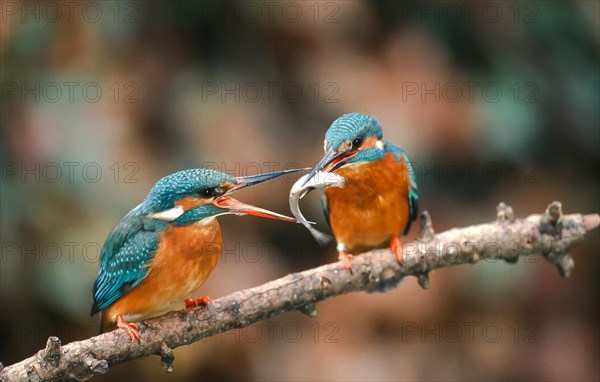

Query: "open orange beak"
<box><xmin>212</xmin><ymin>168</ymin><xmax>306</xmax><ymax>222</ymax></box>
<box><xmin>214</xmin><ymin>196</ymin><xmax>296</xmax><ymax>222</ymax></box>
<box><xmin>302</xmin><ymin>147</ymin><xmax>357</xmax><ymax>186</ymax></box>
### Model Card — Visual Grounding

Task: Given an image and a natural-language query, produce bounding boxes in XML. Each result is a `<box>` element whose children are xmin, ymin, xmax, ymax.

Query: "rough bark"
<box><xmin>1</xmin><ymin>202</ymin><xmax>598</xmax><ymax>382</ymax></box>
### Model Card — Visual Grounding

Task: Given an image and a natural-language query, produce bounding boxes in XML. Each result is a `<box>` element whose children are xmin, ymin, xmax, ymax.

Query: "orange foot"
<box><xmin>337</xmin><ymin>243</ymin><xmax>354</xmax><ymax>272</ymax></box>
<box><xmin>117</xmin><ymin>314</ymin><xmax>141</xmax><ymax>342</ymax></box>
<box><xmin>390</xmin><ymin>236</ymin><xmax>403</xmax><ymax>264</ymax></box>
<box><xmin>184</xmin><ymin>296</ymin><xmax>211</xmax><ymax>309</ymax></box>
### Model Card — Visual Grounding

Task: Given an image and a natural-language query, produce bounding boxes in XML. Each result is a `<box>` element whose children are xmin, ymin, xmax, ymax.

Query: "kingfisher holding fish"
<box><xmin>295</xmin><ymin>112</ymin><xmax>418</xmax><ymax>271</ymax></box>
<box><xmin>91</xmin><ymin>168</ymin><xmax>302</xmax><ymax>341</ymax></box>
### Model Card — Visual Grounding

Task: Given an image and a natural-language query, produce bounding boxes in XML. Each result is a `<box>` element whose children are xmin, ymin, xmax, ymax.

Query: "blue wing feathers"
<box><xmin>91</xmin><ymin>206</ymin><xmax>164</xmax><ymax>314</ymax></box>
<box><xmin>384</xmin><ymin>142</ymin><xmax>419</xmax><ymax>234</ymax></box>
<box><xmin>320</xmin><ymin>190</ymin><xmax>331</xmax><ymax>228</ymax></box>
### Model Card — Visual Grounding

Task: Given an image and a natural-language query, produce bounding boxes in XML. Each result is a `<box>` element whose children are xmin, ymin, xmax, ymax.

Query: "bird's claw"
<box><xmin>117</xmin><ymin>315</ymin><xmax>141</xmax><ymax>343</ymax></box>
<box><xmin>184</xmin><ymin>296</ymin><xmax>211</xmax><ymax>309</ymax></box>
<box><xmin>391</xmin><ymin>236</ymin><xmax>403</xmax><ymax>264</ymax></box>
<box><xmin>338</xmin><ymin>250</ymin><xmax>353</xmax><ymax>272</ymax></box>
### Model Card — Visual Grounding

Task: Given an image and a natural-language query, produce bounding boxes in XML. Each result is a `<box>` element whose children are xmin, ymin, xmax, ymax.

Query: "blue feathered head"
<box><xmin>140</xmin><ymin>168</ymin><xmax>303</xmax><ymax>225</ymax></box>
<box><xmin>304</xmin><ymin>113</ymin><xmax>385</xmax><ymax>184</ymax></box>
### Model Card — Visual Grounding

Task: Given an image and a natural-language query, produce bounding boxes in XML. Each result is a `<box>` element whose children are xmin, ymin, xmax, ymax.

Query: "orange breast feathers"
<box><xmin>324</xmin><ymin>152</ymin><xmax>411</xmax><ymax>254</ymax></box>
<box><xmin>101</xmin><ymin>218</ymin><xmax>222</xmax><ymax>331</ymax></box>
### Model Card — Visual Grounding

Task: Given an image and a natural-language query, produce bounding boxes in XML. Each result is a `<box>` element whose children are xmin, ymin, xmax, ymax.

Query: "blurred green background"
<box><xmin>1</xmin><ymin>1</ymin><xmax>598</xmax><ymax>380</ymax></box>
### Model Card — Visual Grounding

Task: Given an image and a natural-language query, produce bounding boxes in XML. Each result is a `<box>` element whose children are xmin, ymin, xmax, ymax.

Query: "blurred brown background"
<box><xmin>1</xmin><ymin>1</ymin><xmax>598</xmax><ymax>380</ymax></box>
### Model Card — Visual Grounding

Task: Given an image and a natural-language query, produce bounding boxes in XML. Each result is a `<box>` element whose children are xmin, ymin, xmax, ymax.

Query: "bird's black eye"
<box><xmin>199</xmin><ymin>186</ymin><xmax>226</xmax><ymax>198</ymax></box>
<box><xmin>351</xmin><ymin>136</ymin><xmax>364</xmax><ymax>149</ymax></box>
<box><xmin>200</xmin><ymin>188</ymin><xmax>214</xmax><ymax>198</ymax></box>
<box><xmin>199</xmin><ymin>188</ymin><xmax>215</xmax><ymax>198</ymax></box>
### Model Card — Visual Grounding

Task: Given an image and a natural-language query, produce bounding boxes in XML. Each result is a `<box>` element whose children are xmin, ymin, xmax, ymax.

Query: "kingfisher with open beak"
<box><xmin>91</xmin><ymin>168</ymin><xmax>301</xmax><ymax>341</ymax></box>
<box><xmin>303</xmin><ymin>112</ymin><xmax>418</xmax><ymax>271</ymax></box>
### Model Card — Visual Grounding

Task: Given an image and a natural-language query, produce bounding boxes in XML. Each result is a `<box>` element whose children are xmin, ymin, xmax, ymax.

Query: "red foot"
<box><xmin>391</xmin><ymin>236</ymin><xmax>403</xmax><ymax>264</ymax></box>
<box><xmin>338</xmin><ymin>250</ymin><xmax>354</xmax><ymax>272</ymax></box>
<box><xmin>184</xmin><ymin>296</ymin><xmax>211</xmax><ymax>309</ymax></box>
<box><xmin>116</xmin><ymin>314</ymin><xmax>141</xmax><ymax>342</ymax></box>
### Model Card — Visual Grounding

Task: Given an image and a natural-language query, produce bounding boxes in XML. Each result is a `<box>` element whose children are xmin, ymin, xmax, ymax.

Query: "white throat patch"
<box><xmin>147</xmin><ymin>206</ymin><xmax>185</xmax><ymax>221</ymax></box>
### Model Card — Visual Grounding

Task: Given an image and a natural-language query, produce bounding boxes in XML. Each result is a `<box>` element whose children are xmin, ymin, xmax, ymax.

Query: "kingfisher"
<box><xmin>303</xmin><ymin>112</ymin><xmax>418</xmax><ymax>271</ymax></box>
<box><xmin>91</xmin><ymin>168</ymin><xmax>302</xmax><ymax>341</ymax></box>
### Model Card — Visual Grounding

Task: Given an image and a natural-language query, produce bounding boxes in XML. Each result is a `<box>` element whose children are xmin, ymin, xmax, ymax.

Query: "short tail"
<box><xmin>99</xmin><ymin>312</ymin><xmax>117</xmax><ymax>334</ymax></box>
<box><xmin>308</xmin><ymin>226</ymin><xmax>334</xmax><ymax>246</ymax></box>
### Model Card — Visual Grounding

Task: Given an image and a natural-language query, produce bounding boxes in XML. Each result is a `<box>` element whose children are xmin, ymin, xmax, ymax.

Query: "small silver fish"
<box><xmin>289</xmin><ymin>171</ymin><xmax>346</xmax><ymax>245</ymax></box>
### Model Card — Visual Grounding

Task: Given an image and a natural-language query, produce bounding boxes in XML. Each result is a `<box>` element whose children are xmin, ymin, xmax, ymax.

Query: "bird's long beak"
<box><xmin>302</xmin><ymin>147</ymin><xmax>357</xmax><ymax>186</ymax></box>
<box><xmin>214</xmin><ymin>168</ymin><xmax>308</xmax><ymax>222</ymax></box>
<box><xmin>214</xmin><ymin>196</ymin><xmax>296</xmax><ymax>222</ymax></box>
<box><xmin>229</xmin><ymin>168</ymin><xmax>309</xmax><ymax>192</ymax></box>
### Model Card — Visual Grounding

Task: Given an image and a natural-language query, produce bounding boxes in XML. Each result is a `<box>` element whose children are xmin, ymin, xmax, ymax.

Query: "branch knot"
<box><xmin>41</xmin><ymin>337</ymin><xmax>61</xmax><ymax>367</ymax></box>
<box><xmin>541</xmin><ymin>201</ymin><xmax>563</xmax><ymax>237</ymax></box>
<box><xmin>160</xmin><ymin>342</ymin><xmax>174</xmax><ymax>373</ymax></box>
<box><xmin>496</xmin><ymin>202</ymin><xmax>514</xmax><ymax>223</ymax></box>
<box><xmin>418</xmin><ymin>211</ymin><xmax>435</xmax><ymax>241</ymax></box>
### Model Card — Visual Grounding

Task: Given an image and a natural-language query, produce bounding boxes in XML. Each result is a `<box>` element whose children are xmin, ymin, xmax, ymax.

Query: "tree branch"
<box><xmin>2</xmin><ymin>202</ymin><xmax>598</xmax><ymax>381</ymax></box>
